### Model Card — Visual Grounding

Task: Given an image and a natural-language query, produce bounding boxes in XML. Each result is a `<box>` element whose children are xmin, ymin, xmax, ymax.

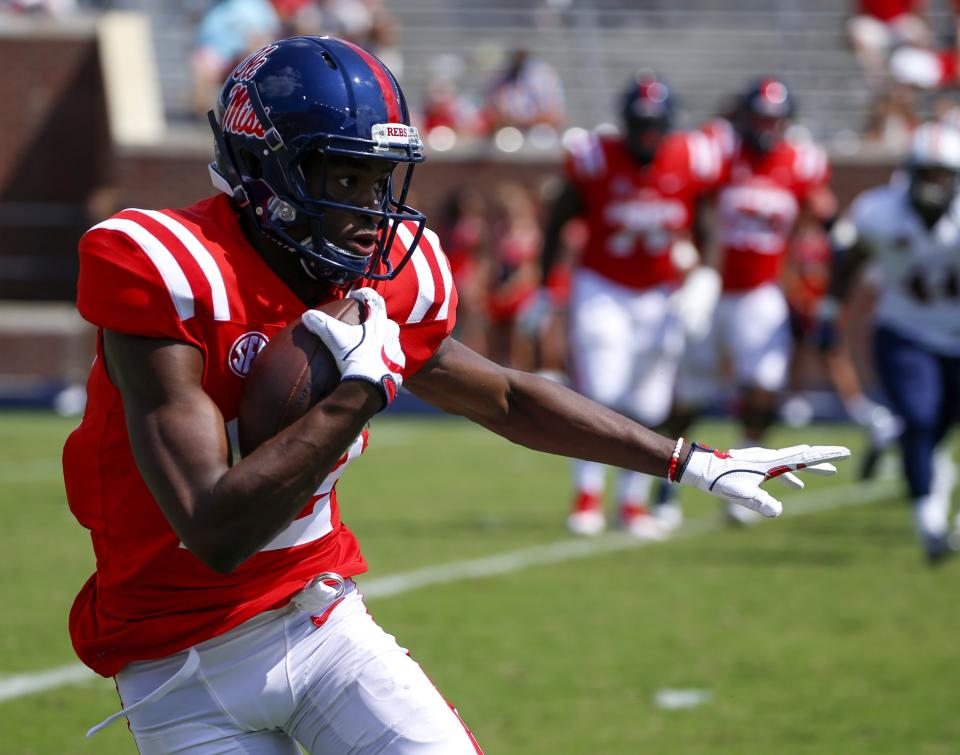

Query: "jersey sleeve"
<box><xmin>790</xmin><ymin>142</ymin><xmax>832</xmax><ymax>201</ymax></box>
<box><xmin>700</xmin><ymin>117</ymin><xmax>738</xmax><ymax>161</ymax></box>
<box><xmin>382</xmin><ymin>225</ymin><xmax>459</xmax><ymax>377</ymax></box>
<box><xmin>562</xmin><ymin>132</ymin><xmax>607</xmax><ymax>190</ymax></box>
<box><xmin>656</xmin><ymin>131</ymin><xmax>724</xmax><ymax>195</ymax></box>
<box><xmin>77</xmin><ymin>220</ymin><xmax>201</xmax><ymax>347</ymax></box>
<box><xmin>844</xmin><ymin>187</ymin><xmax>888</xmax><ymax>248</ymax></box>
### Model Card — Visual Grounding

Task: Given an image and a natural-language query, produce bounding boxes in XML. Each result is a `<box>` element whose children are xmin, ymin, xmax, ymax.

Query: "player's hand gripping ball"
<box><xmin>238</xmin><ymin>296</ymin><xmax>362</xmax><ymax>455</ymax></box>
<box><xmin>301</xmin><ymin>288</ymin><xmax>406</xmax><ymax>409</ymax></box>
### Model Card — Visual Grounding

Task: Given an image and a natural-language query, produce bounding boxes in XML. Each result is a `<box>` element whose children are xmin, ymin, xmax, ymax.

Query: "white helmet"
<box><xmin>907</xmin><ymin>122</ymin><xmax>960</xmax><ymax>171</ymax></box>
<box><xmin>907</xmin><ymin>122</ymin><xmax>960</xmax><ymax>214</ymax></box>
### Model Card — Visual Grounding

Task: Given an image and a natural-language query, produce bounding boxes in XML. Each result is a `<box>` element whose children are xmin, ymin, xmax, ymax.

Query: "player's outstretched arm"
<box><xmin>406</xmin><ymin>338</ymin><xmax>850</xmax><ymax>515</ymax></box>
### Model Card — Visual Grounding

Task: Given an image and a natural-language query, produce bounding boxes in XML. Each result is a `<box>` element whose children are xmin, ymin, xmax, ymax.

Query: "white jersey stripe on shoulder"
<box><xmin>421</xmin><ymin>226</ymin><xmax>453</xmax><ymax>321</ymax></box>
<box><xmin>136</xmin><ymin>209</ymin><xmax>231</xmax><ymax>321</ymax></box>
<box><xmin>394</xmin><ymin>223</ymin><xmax>435</xmax><ymax>324</ymax></box>
<box><xmin>687</xmin><ymin>132</ymin><xmax>709</xmax><ymax>180</ymax></box>
<box><xmin>573</xmin><ymin>133</ymin><xmax>605</xmax><ymax>178</ymax></box>
<box><xmin>91</xmin><ymin>218</ymin><xmax>195</xmax><ymax>321</ymax></box>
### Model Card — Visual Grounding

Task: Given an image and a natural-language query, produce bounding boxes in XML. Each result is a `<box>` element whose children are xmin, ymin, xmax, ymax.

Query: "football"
<box><xmin>238</xmin><ymin>297</ymin><xmax>362</xmax><ymax>455</ymax></box>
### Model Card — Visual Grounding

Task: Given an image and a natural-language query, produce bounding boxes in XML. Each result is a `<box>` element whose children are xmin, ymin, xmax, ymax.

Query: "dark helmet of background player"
<box><xmin>906</xmin><ymin>122</ymin><xmax>960</xmax><ymax>218</ymax></box>
<box><xmin>735</xmin><ymin>78</ymin><xmax>794</xmax><ymax>154</ymax></box>
<box><xmin>620</xmin><ymin>72</ymin><xmax>674</xmax><ymax>164</ymax></box>
<box><xmin>207</xmin><ymin>35</ymin><xmax>426</xmax><ymax>287</ymax></box>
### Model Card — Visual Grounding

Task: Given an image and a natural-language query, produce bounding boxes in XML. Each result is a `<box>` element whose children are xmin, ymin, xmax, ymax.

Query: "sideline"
<box><xmin>0</xmin><ymin>477</ymin><xmax>893</xmax><ymax>703</ymax></box>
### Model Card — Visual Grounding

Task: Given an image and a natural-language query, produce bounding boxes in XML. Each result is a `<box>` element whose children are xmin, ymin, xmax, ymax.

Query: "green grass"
<box><xmin>1</xmin><ymin>411</ymin><xmax>958</xmax><ymax>754</ymax></box>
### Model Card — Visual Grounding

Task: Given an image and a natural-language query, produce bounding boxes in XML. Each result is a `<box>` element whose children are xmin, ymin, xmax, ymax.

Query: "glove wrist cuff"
<box><xmin>674</xmin><ymin>441</ymin><xmax>707</xmax><ymax>486</ymax></box>
<box><xmin>340</xmin><ymin>375</ymin><xmax>396</xmax><ymax>412</ymax></box>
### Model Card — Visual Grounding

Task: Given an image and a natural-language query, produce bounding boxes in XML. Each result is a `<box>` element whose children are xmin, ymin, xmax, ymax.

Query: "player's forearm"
<box><xmin>482</xmin><ymin>370</ymin><xmax>677</xmax><ymax>476</ymax></box>
<box><xmin>190</xmin><ymin>382</ymin><xmax>380</xmax><ymax>572</ymax></box>
<box><xmin>826</xmin><ymin>231</ymin><xmax>870</xmax><ymax>302</ymax></box>
<box><xmin>539</xmin><ymin>182</ymin><xmax>582</xmax><ymax>285</ymax></box>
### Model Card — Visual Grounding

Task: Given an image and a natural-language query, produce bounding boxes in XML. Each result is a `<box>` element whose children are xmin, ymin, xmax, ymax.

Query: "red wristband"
<box><xmin>667</xmin><ymin>436</ymin><xmax>685</xmax><ymax>482</ymax></box>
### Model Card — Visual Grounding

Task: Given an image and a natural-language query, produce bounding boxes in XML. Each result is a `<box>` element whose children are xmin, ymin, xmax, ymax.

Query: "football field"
<box><xmin>1</xmin><ymin>411</ymin><xmax>958</xmax><ymax>754</ymax></box>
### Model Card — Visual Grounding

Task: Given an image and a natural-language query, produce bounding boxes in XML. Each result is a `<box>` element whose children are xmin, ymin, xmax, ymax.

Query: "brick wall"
<box><xmin>0</xmin><ymin>30</ymin><xmax>110</xmax><ymax>301</ymax></box>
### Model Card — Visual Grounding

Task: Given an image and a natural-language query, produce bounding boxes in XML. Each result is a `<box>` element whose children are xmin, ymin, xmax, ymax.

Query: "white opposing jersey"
<box><xmin>849</xmin><ymin>181</ymin><xmax>960</xmax><ymax>355</ymax></box>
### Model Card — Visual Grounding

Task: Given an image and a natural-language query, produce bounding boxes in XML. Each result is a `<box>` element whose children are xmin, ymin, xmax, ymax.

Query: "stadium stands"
<box><xmin>126</xmin><ymin>0</ymin><xmax>950</xmax><ymax>143</ymax></box>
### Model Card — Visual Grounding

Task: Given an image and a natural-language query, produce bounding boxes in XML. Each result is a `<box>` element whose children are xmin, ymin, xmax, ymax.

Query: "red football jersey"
<box><xmin>711</xmin><ymin>136</ymin><xmax>831</xmax><ymax>291</ymax></box>
<box><xmin>64</xmin><ymin>194</ymin><xmax>457</xmax><ymax>677</ymax></box>
<box><xmin>564</xmin><ymin>130</ymin><xmax>721</xmax><ymax>290</ymax></box>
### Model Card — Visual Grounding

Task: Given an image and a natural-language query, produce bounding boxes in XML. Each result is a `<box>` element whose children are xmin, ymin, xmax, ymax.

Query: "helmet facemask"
<box><xmin>620</xmin><ymin>74</ymin><xmax>673</xmax><ymax>164</ymax></box>
<box><xmin>908</xmin><ymin>165</ymin><xmax>960</xmax><ymax>217</ymax></box>
<box><xmin>737</xmin><ymin>79</ymin><xmax>792</xmax><ymax>154</ymax></box>
<box><xmin>258</xmin><ymin>134</ymin><xmax>425</xmax><ymax>287</ymax></box>
<box><xmin>905</xmin><ymin>123</ymin><xmax>960</xmax><ymax>220</ymax></box>
<box><xmin>624</xmin><ymin>115</ymin><xmax>669</xmax><ymax>164</ymax></box>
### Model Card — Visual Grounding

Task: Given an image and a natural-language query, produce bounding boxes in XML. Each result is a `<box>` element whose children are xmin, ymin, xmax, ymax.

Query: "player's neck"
<box><xmin>238</xmin><ymin>214</ymin><xmax>338</xmax><ymax>306</ymax></box>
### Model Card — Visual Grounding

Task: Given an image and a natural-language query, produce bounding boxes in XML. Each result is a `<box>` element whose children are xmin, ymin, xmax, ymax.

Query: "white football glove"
<box><xmin>671</xmin><ymin>266</ymin><xmax>721</xmax><ymax>341</ymax></box>
<box><xmin>676</xmin><ymin>442</ymin><xmax>851</xmax><ymax>517</ymax></box>
<box><xmin>301</xmin><ymin>287</ymin><xmax>405</xmax><ymax>409</ymax></box>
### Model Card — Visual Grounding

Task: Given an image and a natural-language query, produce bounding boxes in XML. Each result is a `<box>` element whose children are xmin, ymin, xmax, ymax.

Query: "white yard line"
<box><xmin>0</xmin><ymin>663</ymin><xmax>102</xmax><ymax>703</ymax></box>
<box><xmin>0</xmin><ymin>477</ymin><xmax>893</xmax><ymax>703</ymax></box>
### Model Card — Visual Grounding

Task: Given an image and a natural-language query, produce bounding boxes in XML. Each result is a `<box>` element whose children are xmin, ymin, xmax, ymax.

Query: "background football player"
<box><xmin>529</xmin><ymin>72</ymin><xmax>723</xmax><ymax>538</ymax></box>
<box><xmin>819</xmin><ymin>121</ymin><xmax>960</xmax><ymax>564</ymax></box>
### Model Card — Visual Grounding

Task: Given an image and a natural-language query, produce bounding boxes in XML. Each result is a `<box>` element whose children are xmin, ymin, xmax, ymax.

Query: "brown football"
<box><xmin>238</xmin><ymin>297</ymin><xmax>362</xmax><ymax>455</ymax></box>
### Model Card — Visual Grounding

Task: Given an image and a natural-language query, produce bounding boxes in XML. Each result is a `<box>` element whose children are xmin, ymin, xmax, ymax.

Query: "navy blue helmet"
<box><xmin>208</xmin><ymin>36</ymin><xmax>426</xmax><ymax>287</ymax></box>
<box><xmin>619</xmin><ymin>72</ymin><xmax>674</xmax><ymax>163</ymax></box>
<box><xmin>735</xmin><ymin>77</ymin><xmax>795</xmax><ymax>153</ymax></box>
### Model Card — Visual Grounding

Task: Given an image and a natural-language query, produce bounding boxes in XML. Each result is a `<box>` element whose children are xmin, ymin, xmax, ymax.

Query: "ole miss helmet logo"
<box><xmin>222</xmin><ymin>83</ymin><xmax>267</xmax><ymax>138</ymax></box>
<box><xmin>222</xmin><ymin>44</ymin><xmax>279</xmax><ymax>138</ymax></box>
<box><xmin>231</xmin><ymin>44</ymin><xmax>278</xmax><ymax>83</ymax></box>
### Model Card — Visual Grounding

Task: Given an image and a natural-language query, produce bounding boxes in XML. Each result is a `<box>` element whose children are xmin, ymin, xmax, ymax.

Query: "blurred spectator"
<box><xmin>486</xmin><ymin>182</ymin><xmax>542</xmax><ymax>369</ymax></box>
<box><xmin>888</xmin><ymin>44</ymin><xmax>957</xmax><ymax>89</ymax></box>
<box><xmin>846</xmin><ymin>1</ymin><xmax>936</xmax><ymax>147</ymax></box>
<box><xmin>481</xmin><ymin>48</ymin><xmax>565</xmax><ymax>137</ymax></box>
<box><xmin>420</xmin><ymin>76</ymin><xmax>480</xmax><ymax>146</ymax></box>
<box><xmin>435</xmin><ymin>187</ymin><xmax>491</xmax><ymax>356</ymax></box>
<box><xmin>862</xmin><ymin>82</ymin><xmax>921</xmax><ymax>148</ymax></box>
<box><xmin>847</xmin><ymin>0</ymin><xmax>931</xmax><ymax>91</ymax></box>
<box><xmin>0</xmin><ymin>0</ymin><xmax>76</xmax><ymax>13</ymax></box>
<box><xmin>190</xmin><ymin>0</ymin><xmax>281</xmax><ymax>118</ymax></box>
<box><xmin>276</xmin><ymin>0</ymin><xmax>402</xmax><ymax>77</ymax></box>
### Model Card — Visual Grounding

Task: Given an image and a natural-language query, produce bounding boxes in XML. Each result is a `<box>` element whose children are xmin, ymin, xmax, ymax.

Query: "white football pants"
<box><xmin>675</xmin><ymin>282</ymin><xmax>792</xmax><ymax>406</ymax></box>
<box><xmin>109</xmin><ymin>581</ymin><xmax>481</xmax><ymax>754</ymax></box>
<box><xmin>567</xmin><ymin>269</ymin><xmax>684</xmax><ymax>501</ymax></box>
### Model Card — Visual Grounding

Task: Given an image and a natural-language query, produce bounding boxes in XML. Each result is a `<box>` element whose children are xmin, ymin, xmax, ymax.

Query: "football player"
<box><xmin>658</xmin><ymin>78</ymin><xmax>838</xmax><ymax>526</ymax></box>
<box><xmin>819</xmin><ymin>122</ymin><xmax>960</xmax><ymax>564</ymax></box>
<box><xmin>531</xmin><ymin>71</ymin><xmax>725</xmax><ymax>538</ymax></box>
<box><xmin>64</xmin><ymin>38</ymin><xmax>849</xmax><ymax>753</ymax></box>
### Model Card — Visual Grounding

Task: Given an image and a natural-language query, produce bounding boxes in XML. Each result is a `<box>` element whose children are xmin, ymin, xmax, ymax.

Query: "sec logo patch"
<box><xmin>228</xmin><ymin>332</ymin><xmax>269</xmax><ymax>377</ymax></box>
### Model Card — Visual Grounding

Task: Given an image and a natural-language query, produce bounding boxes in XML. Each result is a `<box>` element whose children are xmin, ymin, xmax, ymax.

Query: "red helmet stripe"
<box><xmin>341</xmin><ymin>40</ymin><xmax>402</xmax><ymax>123</ymax></box>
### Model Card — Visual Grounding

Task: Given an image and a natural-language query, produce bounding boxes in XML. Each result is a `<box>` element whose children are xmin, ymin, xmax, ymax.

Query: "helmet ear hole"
<box><xmin>320</xmin><ymin>52</ymin><xmax>337</xmax><ymax>70</ymax></box>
